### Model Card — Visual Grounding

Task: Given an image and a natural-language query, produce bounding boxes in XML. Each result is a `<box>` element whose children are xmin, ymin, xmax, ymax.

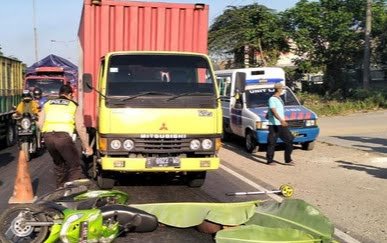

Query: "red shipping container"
<box><xmin>78</xmin><ymin>0</ymin><xmax>209</xmax><ymax>127</ymax></box>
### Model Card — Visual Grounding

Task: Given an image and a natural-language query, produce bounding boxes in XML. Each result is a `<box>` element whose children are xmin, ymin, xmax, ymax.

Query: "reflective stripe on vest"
<box><xmin>42</xmin><ymin>99</ymin><xmax>77</xmax><ymax>135</ymax></box>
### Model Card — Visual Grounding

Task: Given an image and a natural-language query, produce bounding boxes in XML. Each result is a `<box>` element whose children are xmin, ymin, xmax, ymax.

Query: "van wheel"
<box><xmin>97</xmin><ymin>173</ymin><xmax>115</xmax><ymax>189</ymax></box>
<box><xmin>302</xmin><ymin>141</ymin><xmax>315</xmax><ymax>151</ymax></box>
<box><xmin>187</xmin><ymin>172</ymin><xmax>206</xmax><ymax>187</ymax></box>
<box><xmin>245</xmin><ymin>131</ymin><xmax>258</xmax><ymax>153</ymax></box>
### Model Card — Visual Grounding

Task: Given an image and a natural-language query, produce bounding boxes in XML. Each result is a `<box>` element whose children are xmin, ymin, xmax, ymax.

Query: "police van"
<box><xmin>216</xmin><ymin>67</ymin><xmax>319</xmax><ymax>152</ymax></box>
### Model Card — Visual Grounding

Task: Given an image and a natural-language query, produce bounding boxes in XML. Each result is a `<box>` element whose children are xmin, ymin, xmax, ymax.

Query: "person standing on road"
<box><xmin>266</xmin><ymin>83</ymin><xmax>294</xmax><ymax>165</ymax></box>
<box><xmin>38</xmin><ymin>84</ymin><xmax>93</xmax><ymax>188</ymax></box>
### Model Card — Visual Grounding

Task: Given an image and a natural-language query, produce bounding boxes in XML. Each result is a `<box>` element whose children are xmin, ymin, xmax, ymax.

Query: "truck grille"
<box><xmin>287</xmin><ymin>120</ymin><xmax>305</xmax><ymax>128</ymax></box>
<box><xmin>134</xmin><ymin>138</ymin><xmax>190</xmax><ymax>153</ymax></box>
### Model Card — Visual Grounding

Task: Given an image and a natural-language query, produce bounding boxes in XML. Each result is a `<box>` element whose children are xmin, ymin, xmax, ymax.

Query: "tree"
<box><xmin>371</xmin><ymin>0</ymin><xmax>387</xmax><ymax>66</ymax></box>
<box><xmin>209</xmin><ymin>4</ymin><xmax>289</xmax><ymax>68</ymax></box>
<box><xmin>282</xmin><ymin>0</ymin><xmax>387</xmax><ymax>95</ymax></box>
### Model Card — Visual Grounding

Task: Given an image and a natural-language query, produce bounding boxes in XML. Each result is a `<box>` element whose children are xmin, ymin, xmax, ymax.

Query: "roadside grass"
<box><xmin>297</xmin><ymin>89</ymin><xmax>387</xmax><ymax>117</ymax></box>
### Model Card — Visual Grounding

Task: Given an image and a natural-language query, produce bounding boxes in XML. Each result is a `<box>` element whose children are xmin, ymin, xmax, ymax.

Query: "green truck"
<box><xmin>0</xmin><ymin>55</ymin><xmax>24</xmax><ymax>147</ymax></box>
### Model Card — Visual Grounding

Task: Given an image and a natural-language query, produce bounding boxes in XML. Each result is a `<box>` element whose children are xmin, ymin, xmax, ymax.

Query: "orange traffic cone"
<box><xmin>8</xmin><ymin>150</ymin><xmax>36</xmax><ymax>204</ymax></box>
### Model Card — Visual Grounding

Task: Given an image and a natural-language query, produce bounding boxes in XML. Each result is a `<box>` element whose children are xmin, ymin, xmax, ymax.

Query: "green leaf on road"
<box><xmin>215</xmin><ymin>225</ymin><xmax>318</xmax><ymax>243</ymax></box>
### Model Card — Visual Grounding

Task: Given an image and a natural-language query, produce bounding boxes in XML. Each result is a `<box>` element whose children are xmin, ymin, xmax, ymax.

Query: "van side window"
<box><xmin>217</xmin><ymin>76</ymin><xmax>231</xmax><ymax>97</ymax></box>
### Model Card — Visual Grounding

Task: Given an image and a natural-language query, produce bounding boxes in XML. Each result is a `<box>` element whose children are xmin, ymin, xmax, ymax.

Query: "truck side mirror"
<box><xmin>83</xmin><ymin>73</ymin><xmax>93</xmax><ymax>93</ymax></box>
<box><xmin>235</xmin><ymin>72</ymin><xmax>246</xmax><ymax>93</ymax></box>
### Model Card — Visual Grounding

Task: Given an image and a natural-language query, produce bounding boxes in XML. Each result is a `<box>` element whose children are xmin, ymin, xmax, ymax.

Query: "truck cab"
<box><xmin>24</xmin><ymin>67</ymin><xmax>71</xmax><ymax>106</ymax></box>
<box><xmin>216</xmin><ymin>67</ymin><xmax>319</xmax><ymax>152</ymax></box>
<box><xmin>83</xmin><ymin>51</ymin><xmax>222</xmax><ymax>189</ymax></box>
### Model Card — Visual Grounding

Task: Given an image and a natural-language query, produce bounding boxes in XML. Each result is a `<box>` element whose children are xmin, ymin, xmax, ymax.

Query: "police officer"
<box><xmin>38</xmin><ymin>84</ymin><xmax>93</xmax><ymax>188</ymax></box>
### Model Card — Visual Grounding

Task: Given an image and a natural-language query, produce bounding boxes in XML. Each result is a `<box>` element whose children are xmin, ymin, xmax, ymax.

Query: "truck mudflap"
<box><xmin>100</xmin><ymin>157</ymin><xmax>220</xmax><ymax>172</ymax></box>
<box><xmin>255</xmin><ymin>127</ymin><xmax>320</xmax><ymax>144</ymax></box>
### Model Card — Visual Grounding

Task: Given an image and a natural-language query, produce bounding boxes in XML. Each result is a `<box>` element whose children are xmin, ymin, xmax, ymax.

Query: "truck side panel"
<box><xmin>0</xmin><ymin>56</ymin><xmax>23</xmax><ymax>145</ymax></box>
<box><xmin>78</xmin><ymin>0</ymin><xmax>209</xmax><ymax>127</ymax></box>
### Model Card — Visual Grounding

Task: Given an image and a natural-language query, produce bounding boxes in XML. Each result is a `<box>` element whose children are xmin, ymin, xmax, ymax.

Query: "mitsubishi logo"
<box><xmin>159</xmin><ymin>123</ymin><xmax>168</xmax><ymax>131</ymax></box>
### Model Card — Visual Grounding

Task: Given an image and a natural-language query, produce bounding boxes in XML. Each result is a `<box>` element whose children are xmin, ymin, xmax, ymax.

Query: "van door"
<box><xmin>217</xmin><ymin>76</ymin><xmax>232</xmax><ymax>133</ymax></box>
<box><xmin>230</xmin><ymin>72</ymin><xmax>246</xmax><ymax>136</ymax></box>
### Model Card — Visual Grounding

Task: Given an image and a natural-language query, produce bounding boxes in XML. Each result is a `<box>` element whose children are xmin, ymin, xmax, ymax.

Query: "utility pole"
<box><xmin>33</xmin><ymin>0</ymin><xmax>39</xmax><ymax>62</ymax></box>
<box><xmin>363</xmin><ymin>0</ymin><xmax>372</xmax><ymax>90</ymax></box>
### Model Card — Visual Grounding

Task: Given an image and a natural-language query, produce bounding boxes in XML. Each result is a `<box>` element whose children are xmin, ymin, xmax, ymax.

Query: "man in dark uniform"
<box><xmin>38</xmin><ymin>84</ymin><xmax>93</xmax><ymax>187</ymax></box>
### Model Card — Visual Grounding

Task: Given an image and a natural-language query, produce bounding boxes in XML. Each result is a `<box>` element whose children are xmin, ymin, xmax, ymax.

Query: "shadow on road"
<box><xmin>0</xmin><ymin>152</ymin><xmax>15</xmax><ymax>168</ymax></box>
<box><xmin>336</xmin><ymin>160</ymin><xmax>387</xmax><ymax>179</ymax></box>
<box><xmin>221</xmin><ymin>137</ymin><xmax>302</xmax><ymax>165</ymax></box>
<box><xmin>333</xmin><ymin>136</ymin><xmax>387</xmax><ymax>154</ymax></box>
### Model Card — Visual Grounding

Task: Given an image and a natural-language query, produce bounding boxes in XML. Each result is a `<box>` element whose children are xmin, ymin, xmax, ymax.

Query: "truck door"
<box><xmin>230</xmin><ymin>72</ymin><xmax>246</xmax><ymax>136</ymax></box>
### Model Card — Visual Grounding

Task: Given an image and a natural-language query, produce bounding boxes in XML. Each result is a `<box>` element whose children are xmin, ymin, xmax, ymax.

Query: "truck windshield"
<box><xmin>245</xmin><ymin>87</ymin><xmax>300</xmax><ymax>108</ymax></box>
<box><xmin>26</xmin><ymin>79</ymin><xmax>64</xmax><ymax>96</ymax></box>
<box><xmin>106</xmin><ymin>54</ymin><xmax>215</xmax><ymax>97</ymax></box>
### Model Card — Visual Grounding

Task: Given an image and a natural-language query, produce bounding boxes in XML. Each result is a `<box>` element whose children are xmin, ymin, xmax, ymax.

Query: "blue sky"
<box><xmin>0</xmin><ymin>0</ymin><xmax>298</xmax><ymax>66</ymax></box>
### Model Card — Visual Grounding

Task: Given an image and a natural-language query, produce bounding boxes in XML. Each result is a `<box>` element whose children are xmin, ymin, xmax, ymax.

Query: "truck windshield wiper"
<box><xmin>120</xmin><ymin>92</ymin><xmax>173</xmax><ymax>101</ymax></box>
<box><xmin>167</xmin><ymin>92</ymin><xmax>213</xmax><ymax>101</ymax></box>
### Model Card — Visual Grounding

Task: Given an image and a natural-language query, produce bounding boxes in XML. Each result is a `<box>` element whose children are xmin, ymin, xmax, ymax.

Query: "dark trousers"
<box><xmin>43</xmin><ymin>132</ymin><xmax>84</xmax><ymax>188</ymax></box>
<box><xmin>266</xmin><ymin>125</ymin><xmax>294</xmax><ymax>163</ymax></box>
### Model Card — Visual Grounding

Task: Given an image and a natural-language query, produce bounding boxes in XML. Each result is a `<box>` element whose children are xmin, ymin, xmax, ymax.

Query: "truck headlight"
<box><xmin>202</xmin><ymin>139</ymin><xmax>213</xmax><ymax>150</ymax></box>
<box><xmin>123</xmin><ymin>139</ymin><xmax>134</xmax><ymax>151</ymax></box>
<box><xmin>256</xmin><ymin>121</ymin><xmax>269</xmax><ymax>129</ymax></box>
<box><xmin>305</xmin><ymin>120</ymin><xmax>317</xmax><ymax>126</ymax></box>
<box><xmin>190</xmin><ymin>139</ymin><xmax>201</xmax><ymax>150</ymax></box>
<box><xmin>110</xmin><ymin>139</ymin><xmax>121</xmax><ymax>150</ymax></box>
<box><xmin>21</xmin><ymin>118</ymin><xmax>31</xmax><ymax>130</ymax></box>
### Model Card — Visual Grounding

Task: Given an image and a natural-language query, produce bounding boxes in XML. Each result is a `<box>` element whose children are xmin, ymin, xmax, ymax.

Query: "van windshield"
<box><xmin>245</xmin><ymin>87</ymin><xmax>300</xmax><ymax>108</ymax></box>
<box><xmin>106</xmin><ymin>54</ymin><xmax>215</xmax><ymax>97</ymax></box>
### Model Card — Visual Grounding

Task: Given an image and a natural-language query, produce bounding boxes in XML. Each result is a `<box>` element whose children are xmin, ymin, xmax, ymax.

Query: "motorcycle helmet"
<box><xmin>33</xmin><ymin>87</ymin><xmax>42</xmax><ymax>100</ymax></box>
<box><xmin>21</xmin><ymin>90</ymin><xmax>33</xmax><ymax>102</ymax></box>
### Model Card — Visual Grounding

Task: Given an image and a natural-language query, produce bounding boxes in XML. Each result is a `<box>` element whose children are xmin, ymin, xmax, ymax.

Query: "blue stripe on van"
<box><xmin>246</xmin><ymin>78</ymin><xmax>284</xmax><ymax>85</ymax></box>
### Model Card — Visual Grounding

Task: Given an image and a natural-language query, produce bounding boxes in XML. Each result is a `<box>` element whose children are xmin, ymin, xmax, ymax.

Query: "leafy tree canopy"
<box><xmin>282</xmin><ymin>0</ymin><xmax>387</xmax><ymax>93</ymax></box>
<box><xmin>209</xmin><ymin>4</ymin><xmax>289</xmax><ymax>67</ymax></box>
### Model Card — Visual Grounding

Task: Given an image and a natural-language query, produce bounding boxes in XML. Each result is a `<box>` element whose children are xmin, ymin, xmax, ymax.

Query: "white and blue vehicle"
<box><xmin>216</xmin><ymin>67</ymin><xmax>319</xmax><ymax>153</ymax></box>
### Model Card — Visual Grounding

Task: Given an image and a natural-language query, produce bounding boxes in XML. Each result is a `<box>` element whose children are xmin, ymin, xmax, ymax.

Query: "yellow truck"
<box><xmin>79</xmin><ymin>1</ymin><xmax>222</xmax><ymax>189</ymax></box>
<box><xmin>82</xmin><ymin>51</ymin><xmax>222</xmax><ymax>189</ymax></box>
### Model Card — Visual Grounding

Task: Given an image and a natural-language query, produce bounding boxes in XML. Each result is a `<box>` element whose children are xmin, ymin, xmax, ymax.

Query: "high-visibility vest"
<box><xmin>42</xmin><ymin>98</ymin><xmax>77</xmax><ymax>135</ymax></box>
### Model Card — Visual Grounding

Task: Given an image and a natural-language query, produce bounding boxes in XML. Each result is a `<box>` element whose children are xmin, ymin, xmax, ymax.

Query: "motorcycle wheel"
<box><xmin>0</xmin><ymin>204</ymin><xmax>49</xmax><ymax>243</ymax></box>
<box><xmin>21</xmin><ymin>142</ymin><xmax>30</xmax><ymax>162</ymax></box>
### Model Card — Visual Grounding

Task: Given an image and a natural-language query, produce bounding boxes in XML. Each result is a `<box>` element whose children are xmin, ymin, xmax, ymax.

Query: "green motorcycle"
<box><xmin>0</xmin><ymin>179</ymin><xmax>159</xmax><ymax>243</ymax></box>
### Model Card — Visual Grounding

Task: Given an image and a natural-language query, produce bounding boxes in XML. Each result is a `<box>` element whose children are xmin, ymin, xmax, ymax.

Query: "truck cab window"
<box><xmin>106</xmin><ymin>54</ymin><xmax>215</xmax><ymax>97</ymax></box>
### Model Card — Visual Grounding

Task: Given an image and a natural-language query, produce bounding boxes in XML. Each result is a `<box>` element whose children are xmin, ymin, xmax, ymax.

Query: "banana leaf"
<box><xmin>130</xmin><ymin>200</ymin><xmax>260</xmax><ymax>227</ymax></box>
<box><xmin>246</xmin><ymin>199</ymin><xmax>334</xmax><ymax>242</ymax></box>
<box><xmin>131</xmin><ymin>199</ymin><xmax>334</xmax><ymax>242</ymax></box>
<box><xmin>215</xmin><ymin>225</ymin><xmax>320</xmax><ymax>243</ymax></box>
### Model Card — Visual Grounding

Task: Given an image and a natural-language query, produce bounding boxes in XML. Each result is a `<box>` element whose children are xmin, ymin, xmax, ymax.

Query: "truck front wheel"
<box><xmin>97</xmin><ymin>173</ymin><xmax>115</xmax><ymax>189</ymax></box>
<box><xmin>187</xmin><ymin>172</ymin><xmax>206</xmax><ymax>187</ymax></box>
<box><xmin>301</xmin><ymin>141</ymin><xmax>315</xmax><ymax>151</ymax></box>
<box><xmin>245</xmin><ymin>131</ymin><xmax>258</xmax><ymax>153</ymax></box>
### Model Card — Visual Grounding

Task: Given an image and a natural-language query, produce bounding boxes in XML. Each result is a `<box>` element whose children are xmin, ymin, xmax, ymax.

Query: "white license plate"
<box><xmin>146</xmin><ymin>157</ymin><xmax>181</xmax><ymax>168</ymax></box>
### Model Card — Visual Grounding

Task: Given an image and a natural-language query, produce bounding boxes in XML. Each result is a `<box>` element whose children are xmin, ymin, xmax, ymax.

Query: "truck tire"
<box><xmin>97</xmin><ymin>173</ymin><xmax>115</xmax><ymax>189</ymax></box>
<box><xmin>302</xmin><ymin>141</ymin><xmax>315</xmax><ymax>151</ymax></box>
<box><xmin>5</xmin><ymin>122</ymin><xmax>16</xmax><ymax>147</ymax></box>
<box><xmin>245</xmin><ymin>131</ymin><xmax>258</xmax><ymax>153</ymax></box>
<box><xmin>187</xmin><ymin>172</ymin><xmax>206</xmax><ymax>188</ymax></box>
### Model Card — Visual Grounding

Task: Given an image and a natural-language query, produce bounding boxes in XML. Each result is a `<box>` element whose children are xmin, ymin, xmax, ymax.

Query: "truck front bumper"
<box><xmin>256</xmin><ymin>127</ymin><xmax>320</xmax><ymax>144</ymax></box>
<box><xmin>100</xmin><ymin>157</ymin><xmax>220</xmax><ymax>172</ymax></box>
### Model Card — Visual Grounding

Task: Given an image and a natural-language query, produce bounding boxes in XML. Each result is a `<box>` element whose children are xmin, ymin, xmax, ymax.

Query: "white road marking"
<box><xmin>220</xmin><ymin>164</ymin><xmax>362</xmax><ymax>243</ymax></box>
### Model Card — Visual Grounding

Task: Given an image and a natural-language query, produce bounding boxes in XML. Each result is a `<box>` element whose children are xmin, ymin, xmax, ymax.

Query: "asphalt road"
<box><xmin>0</xmin><ymin>110</ymin><xmax>386</xmax><ymax>242</ymax></box>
